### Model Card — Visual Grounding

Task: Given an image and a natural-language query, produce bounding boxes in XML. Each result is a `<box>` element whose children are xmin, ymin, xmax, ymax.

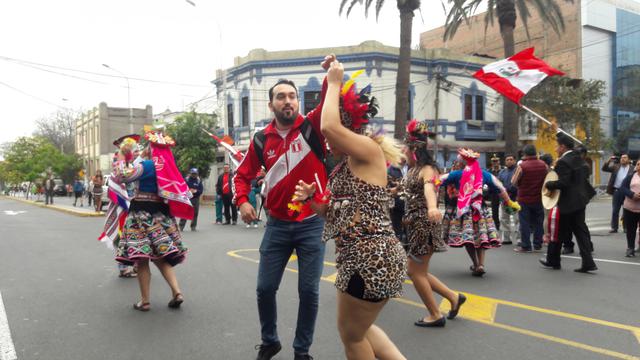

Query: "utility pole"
<box><xmin>433</xmin><ymin>73</ymin><xmax>441</xmax><ymax>165</ymax></box>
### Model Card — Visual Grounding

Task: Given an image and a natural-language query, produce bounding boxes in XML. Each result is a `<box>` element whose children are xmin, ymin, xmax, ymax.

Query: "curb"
<box><xmin>0</xmin><ymin>195</ymin><xmax>105</xmax><ymax>217</ymax></box>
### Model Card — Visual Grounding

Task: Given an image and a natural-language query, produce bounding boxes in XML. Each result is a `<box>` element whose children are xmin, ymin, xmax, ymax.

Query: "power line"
<box><xmin>0</xmin><ymin>55</ymin><xmax>211</xmax><ymax>88</ymax></box>
<box><xmin>0</xmin><ymin>80</ymin><xmax>71</xmax><ymax>111</ymax></box>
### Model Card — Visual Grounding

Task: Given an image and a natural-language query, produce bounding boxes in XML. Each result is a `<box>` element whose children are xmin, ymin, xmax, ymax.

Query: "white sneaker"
<box><xmin>246</xmin><ymin>224</ymin><xmax>251</xmax><ymax>228</ymax></box>
<box><xmin>253</xmin><ymin>224</ymin><xmax>258</xmax><ymax>228</ymax></box>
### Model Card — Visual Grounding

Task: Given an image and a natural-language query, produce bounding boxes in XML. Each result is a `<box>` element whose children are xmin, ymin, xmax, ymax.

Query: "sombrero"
<box><xmin>113</xmin><ymin>134</ymin><xmax>140</xmax><ymax>147</ymax></box>
<box><xmin>542</xmin><ymin>170</ymin><xmax>560</xmax><ymax>209</ymax></box>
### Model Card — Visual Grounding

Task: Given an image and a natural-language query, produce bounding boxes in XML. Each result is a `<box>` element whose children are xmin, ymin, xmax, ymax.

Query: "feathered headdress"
<box><xmin>339</xmin><ymin>70</ymin><xmax>378</xmax><ymax>134</ymax></box>
<box><xmin>145</xmin><ymin>130</ymin><xmax>176</xmax><ymax>148</ymax></box>
<box><xmin>405</xmin><ymin>119</ymin><xmax>435</xmax><ymax>147</ymax></box>
<box><xmin>457</xmin><ymin>147</ymin><xmax>480</xmax><ymax>160</ymax></box>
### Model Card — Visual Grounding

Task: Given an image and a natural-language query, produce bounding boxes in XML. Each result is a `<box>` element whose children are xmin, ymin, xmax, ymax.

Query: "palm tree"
<box><xmin>442</xmin><ymin>0</ymin><xmax>573</xmax><ymax>155</ymax></box>
<box><xmin>340</xmin><ymin>0</ymin><xmax>421</xmax><ymax>140</ymax></box>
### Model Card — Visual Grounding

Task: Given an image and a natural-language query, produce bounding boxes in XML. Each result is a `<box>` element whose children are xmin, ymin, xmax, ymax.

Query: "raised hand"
<box><xmin>321</xmin><ymin>54</ymin><xmax>337</xmax><ymax>70</ymax></box>
<box><xmin>327</xmin><ymin>61</ymin><xmax>344</xmax><ymax>85</ymax></box>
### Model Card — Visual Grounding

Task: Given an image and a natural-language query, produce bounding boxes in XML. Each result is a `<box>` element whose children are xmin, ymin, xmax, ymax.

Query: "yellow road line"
<box><xmin>227</xmin><ymin>249</ymin><xmax>640</xmax><ymax>358</ymax></box>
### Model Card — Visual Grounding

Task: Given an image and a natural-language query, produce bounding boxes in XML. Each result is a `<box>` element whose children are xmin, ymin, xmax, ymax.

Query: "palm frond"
<box><xmin>338</xmin><ymin>0</ymin><xmax>350</xmax><ymax>15</ymax></box>
<box><xmin>443</xmin><ymin>0</ymin><xmax>483</xmax><ymax>41</ymax></box>
<box><xmin>375</xmin><ymin>0</ymin><xmax>385</xmax><ymax>21</ymax></box>
<box><xmin>365</xmin><ymin>0</ymin><xmax>374</xmax><ymax>17</ymax></box>
<box><xmin>346</xmin><ymin>0</ymin><xmax>360</xmax><ymax>17</ymax></box>
<box><xmin>514</xmin><ymin>0</ymin><xmax>532</xmax><ymax>41</ymax></box>
<box><xmin>482</xmin><ymin>0</ymin><xmax>497</xmax><ymax>38</ymax></box>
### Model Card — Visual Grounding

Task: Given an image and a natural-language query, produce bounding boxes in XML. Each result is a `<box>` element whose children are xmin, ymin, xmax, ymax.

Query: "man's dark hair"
<box><xmin>269</xmin><ymin>79</ymin><xmax>298</xmax><ymax>102</ymax></box>
<box><xmin>505</xmin><ymin>154</ymin><xmax>516</xmax><ymax>160</ymax></box>
<box><xmin>540</xmin><ymin>153</ymin><xmax>553</xmax><ymax>167</ymax></box>
<box><xmin>556</xmin><ymin>132</ymin><xmax>575</xmax><ymax>149</ymax></box>
<box><xmin>575</xmin><ymin>145</ymin><xmax>588</xmax><ymax>155</ymax></box>
<box><xmin>522</xmin><ymin>144</ymin><xmax>537</xmax><ymax>157</ymax></box>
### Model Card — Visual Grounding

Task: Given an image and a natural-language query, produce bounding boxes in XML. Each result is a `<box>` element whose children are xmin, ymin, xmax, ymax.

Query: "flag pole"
<box><xmin>519</xmin><ymin>105</ymin><xmax>583</xmax><ymax>145</ymax></box>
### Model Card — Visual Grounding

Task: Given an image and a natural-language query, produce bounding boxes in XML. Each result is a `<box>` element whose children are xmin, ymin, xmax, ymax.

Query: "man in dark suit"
<box><xmin>540</xmin><ymin>133</ymin><xmax>597</xmax><ymax>273</ymax></box>
<box><xmin>216</xmin><ymin>164</ymin><xmax>237</xmax><ymax>225</ymax></box>
<box><xmin>602</xmin><ymin>153</ymin><xmax>631</xmax><ymax>233</ymax></box>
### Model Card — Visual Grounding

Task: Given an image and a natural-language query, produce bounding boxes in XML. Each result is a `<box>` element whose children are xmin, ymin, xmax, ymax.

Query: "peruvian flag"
<box><xmin>473</xmin><ymin>47</ymin><xmax>564</xmax><ymax>104</ymax></box>
<box><xmin>201</xmin><ymin>128</ymin><xmax>245</xmax><ymax>168</ymax></box>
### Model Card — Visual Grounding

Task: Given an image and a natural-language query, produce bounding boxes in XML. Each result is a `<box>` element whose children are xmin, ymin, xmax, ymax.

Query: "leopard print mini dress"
<box><xmin>402</xmin><ymin>166</ymin><xmax>447</xmax><ymax>257</ymax></box>
<box><xmin>323</xmin><ymin>160</ymin><xmax>407</xmax><ymax>300</ymax></box>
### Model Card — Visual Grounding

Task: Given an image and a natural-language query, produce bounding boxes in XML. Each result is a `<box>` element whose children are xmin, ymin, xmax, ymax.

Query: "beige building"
<box><xmin>75</xmin><ymin>102</ymin><xmax>153</xmax><ymax>177</ymax></box>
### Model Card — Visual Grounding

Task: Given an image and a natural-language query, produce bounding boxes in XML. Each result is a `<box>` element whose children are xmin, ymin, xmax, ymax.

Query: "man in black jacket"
<box><xmin>179</xmin><ymin>168</ymin><xmax>204</xmax><ymax>231</ymax></box>
<box><xmin>216</xmin><ymin>164</ymin><xmax>237</xmax><ymax>225</ymax></box>
<box><xmin>540</xmin><ymin>133</ymin><xmax>597</xmax><ymax>273</ymax></box>
<box><xmin>602</xmin><ymin>153</ymin><xmax>631</xmax><ymax>233</ymax></box>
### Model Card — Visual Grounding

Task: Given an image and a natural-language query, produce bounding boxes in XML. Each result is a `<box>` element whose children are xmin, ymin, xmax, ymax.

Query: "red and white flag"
<box><xmin>473</xmin><ymin>47</ymin><xmax>564</xmax><ymax>104</ymax></box>
<box><xmin>201</xmin><ymin>128</ymin><xmax>245</xmax><ymax>168</ymax></box>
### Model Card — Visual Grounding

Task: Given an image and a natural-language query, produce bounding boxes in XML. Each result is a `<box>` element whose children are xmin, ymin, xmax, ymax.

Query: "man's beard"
<box><xmin>274</xmin><ymin>108</ymin><xmax>298</xmax><ymax>126</ymax></box>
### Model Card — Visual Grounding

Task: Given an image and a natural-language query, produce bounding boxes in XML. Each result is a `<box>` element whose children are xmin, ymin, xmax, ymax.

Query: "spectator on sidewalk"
<box><xmin>511</xmin><ymin>145</ymin><xmax>547</xmax><ymax>252</ymax></box>
<box><xmin>602</xmin><ymin>153</ymin><xmax>631</xmax><ymax>233</ymax></box>
<box><xmin>86</xmin><ymin>179</ymin><xmax>93</xmax><ymax>207</ymax></box>
<box><xmin>489</xmin><ymin>154</ymin><xmax>504</xmax><ymax>231</ymax></box>
<box><xmin>44</xmin><ymin>173</ymin><xmax>55</xmax><ymax>205</ymax></box>
<box><xmin>179</xmin><ymin>168</ymin><xmax>203</xmax><ymax>231</ymax></box>
<box><xmin>498</xmin><ymin>154</ymin><xmax>519</xmax><ymax>245</ymax></box>
<box><xmin>214</xmin><ymin>193</ymin><xmax>223</xmax><ymax>224</ymax></box>
<box><xmin>72</xmin><ymin>176</ymin><xmax>84</xmax><ymax>207</ymax></box>
<box><xmin>620</xmin><ymin>160</ymin><xmax>640</xmax><ymax>257</ymax></box>
<box><xmin>216</xmin><ymin>164</ymin><xmax>236</xmax><ymax>225</ymax></box>
<box><xmin>92</xmin><ymin>170</ymin><xmax>104</xmax><ymax>212</ymax></box>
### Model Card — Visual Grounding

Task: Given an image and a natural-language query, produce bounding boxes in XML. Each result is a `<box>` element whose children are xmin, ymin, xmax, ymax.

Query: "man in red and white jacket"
<box><xmin>234</xmin><ymin>55</ymin><xmax>334</xmax><ymax>360</ymax></box>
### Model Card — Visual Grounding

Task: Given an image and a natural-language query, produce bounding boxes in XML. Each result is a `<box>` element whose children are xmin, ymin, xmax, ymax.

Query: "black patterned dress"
<box><xmin>323</xmin><ymin>161</ymin><xmax>407</xmax><ymax>300</ymax></box>
<box><xmin>402</xmin><ymin>166</ymin><xmax>447</xmax><ymax>257</ymax></box>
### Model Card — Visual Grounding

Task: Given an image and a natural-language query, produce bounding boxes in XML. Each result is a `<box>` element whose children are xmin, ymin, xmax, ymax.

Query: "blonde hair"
<box><xmin>371</xmin><ymin>134</ymin><xmax>405</xmax><ymax>167</ymax></box>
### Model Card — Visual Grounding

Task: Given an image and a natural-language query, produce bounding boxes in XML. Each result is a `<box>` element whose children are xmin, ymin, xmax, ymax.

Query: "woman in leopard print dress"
<box><xmin>402</xmin><ymin>119</ymin><xmax>466</xmax><ymax>328</ymax></box>
<box><xmin>294</xmin><ymin>61</ymin><xmax>407</xmax><ymax>360</ymax></box>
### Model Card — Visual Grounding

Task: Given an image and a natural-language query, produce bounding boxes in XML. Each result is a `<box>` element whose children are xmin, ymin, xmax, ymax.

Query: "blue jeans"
<box><xmin>518</xmin><ymin>202</ymin><xmax>544</xmax><ymax>250</ymax></box>
<box><xmin>257</xmin><ymin>215</ymin><xmax>325</xmax><ymax>354</ymax></box>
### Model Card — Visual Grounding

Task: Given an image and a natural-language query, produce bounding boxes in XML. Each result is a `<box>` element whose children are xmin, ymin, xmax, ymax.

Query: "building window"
<box><xmin>227</xmin><ymin>103</ymin><xmax>234</xmax><ymax>137</ymax></box>
<box><xmin>463</xmin><ymin>93</ymin><xmax>485</xmax><ymax>121</ymax></box>
<box><xmin>304</xmin><ymin>91</ymin><xmax>321</xmax><ymax>114</ymax></box>
<box><xmin>241</xmin><ymin>96</ymin><xmax>249</xmax><ymax>127</ymax></box>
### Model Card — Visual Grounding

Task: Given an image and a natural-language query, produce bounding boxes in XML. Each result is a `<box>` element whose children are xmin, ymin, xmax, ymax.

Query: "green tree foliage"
<box><xmin>165</xmin><ymin>111</ymin><xmax>218</xmax><ymax>179</ymax></box>
<box><xmin>0</xmin><ymin>136</ymin><xmax>83</xmax><ymax>194</ymax></box>
<box><xmin>523</xmin><ymin>77</ymin><xmax>606</xmax><ymax>150</ymax></box>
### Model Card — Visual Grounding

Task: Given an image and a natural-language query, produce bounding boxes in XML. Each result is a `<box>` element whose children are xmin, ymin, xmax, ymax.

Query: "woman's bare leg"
<box><xmin>153</xmin><ymin>259</ymin><xmax>182</xmax><ymax>297</ymax></box>
<box><xmin>136</xmin><ymin>260</ymin><xmax>151</xmax><ymax>303</ymax></box>
<box><xmin>407</xmin><ymin>255</ymin><xmax>442</xmax><ymax>322</ymax></box>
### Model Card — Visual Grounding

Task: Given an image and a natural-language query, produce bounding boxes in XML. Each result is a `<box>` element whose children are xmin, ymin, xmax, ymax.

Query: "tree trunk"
<box><xmin>394</xmin><ymin>6</ymin><xmax>414</xmax><ymax>140</ymax></box>
<box><xmin>498</xmin><ymin>0</ymin><xmax>519</xmax><ymax>156</ymax></box>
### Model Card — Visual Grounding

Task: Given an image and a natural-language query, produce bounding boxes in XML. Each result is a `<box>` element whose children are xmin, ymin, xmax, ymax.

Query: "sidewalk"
<box><xmin>1</xmin><ymin>194</ymin><xmax>104</xmax><ymax>217</ymax></box>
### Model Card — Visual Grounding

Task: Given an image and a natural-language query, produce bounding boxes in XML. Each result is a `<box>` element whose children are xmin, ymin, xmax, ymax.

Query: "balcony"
<box><xmin>455</xmin><ymin>120</ymin><xmax>498</xmax><ymax>141</ymax></box>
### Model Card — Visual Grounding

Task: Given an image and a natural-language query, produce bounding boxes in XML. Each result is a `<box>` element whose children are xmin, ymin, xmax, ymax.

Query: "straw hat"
<box><xmin>542</xmin><ymin>170</ymin><xmax>561</xmax><ymax>209</ymax></box>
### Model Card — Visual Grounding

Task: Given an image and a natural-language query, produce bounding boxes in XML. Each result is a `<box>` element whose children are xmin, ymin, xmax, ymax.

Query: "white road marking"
<box><xmin>2</xmin><ymin>211</ymin><xmax>26</xmax><ymax>216</ymax></box>
<box><xmin>0</xmin><ymin>292</ymin><xmax>17</xmax><ymax>360</ymax></box>
<box><xmin>562</xmin><ymin>255</ymin><xmax>640</xmax><ymax>266</ymax></box>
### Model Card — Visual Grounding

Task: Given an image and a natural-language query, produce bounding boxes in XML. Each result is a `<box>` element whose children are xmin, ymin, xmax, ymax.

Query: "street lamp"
<box><xmin>102</xmin><ymin>63</ymin><xmax>133</xmax><ymax>132</ymax></box>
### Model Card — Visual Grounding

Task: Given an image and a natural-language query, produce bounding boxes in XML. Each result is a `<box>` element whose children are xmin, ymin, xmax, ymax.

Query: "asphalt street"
<box><xmin>0</xmin><ymin>196</ymin><xmax>639</xmax><ymax>360</ymax></box>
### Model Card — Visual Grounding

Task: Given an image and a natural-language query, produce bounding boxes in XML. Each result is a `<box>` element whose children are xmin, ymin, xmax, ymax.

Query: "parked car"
<box><xmin>53</xmin><ymin>179</ymin><xmax>67</xmax><ymax>196</ymax></box>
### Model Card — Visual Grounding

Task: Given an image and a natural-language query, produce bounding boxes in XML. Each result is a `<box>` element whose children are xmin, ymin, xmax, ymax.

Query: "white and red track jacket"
<box><xmin>233</xmin><ymin>110</ymin><xmax>328</xmax><ymax>222</ymax></box>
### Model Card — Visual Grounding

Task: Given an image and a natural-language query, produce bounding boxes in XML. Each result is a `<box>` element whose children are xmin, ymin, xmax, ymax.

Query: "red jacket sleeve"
<box><xmin>233</xmin><ymin>141</ymin><xmax>260</xmax><ymax>206</ymax></box>
<box><xmin>305</xmin><ymin>76</ymin><xmax>328</xmax><ymax>138</ymax></box>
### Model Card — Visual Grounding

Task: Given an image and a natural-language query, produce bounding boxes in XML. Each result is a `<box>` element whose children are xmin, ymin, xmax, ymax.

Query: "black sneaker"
<box><xmin>561</xmin><ymin>248</ymin><xmax>574</xmax><ymax>255</ymax></box>
<box><xmin>294</xmin><ymin>353</ymin><xmax>314</xmax><ymax>360</ymax></box>
<box><xmin>255</xmin><ymin>342</ymin><xmax>281</xmax><ymax>360</ymax></box>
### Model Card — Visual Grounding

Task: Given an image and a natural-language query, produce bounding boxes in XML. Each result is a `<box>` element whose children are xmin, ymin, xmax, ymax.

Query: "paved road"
<box><xmin>0</xmin><ymin>197</ymin><xmax>639</xmax><ymax>360</ymax></box>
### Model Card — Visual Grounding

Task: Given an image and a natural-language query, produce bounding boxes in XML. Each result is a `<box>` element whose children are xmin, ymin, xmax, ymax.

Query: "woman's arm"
<box><xmin>421</xmin><ymin>166</ymin><xmax>442</xmax><ymax>222</ymax></box>
<box><xmin>320</xmin><ymin>61</ymin><xmax>380</xmax><ymax>164</ymax></box>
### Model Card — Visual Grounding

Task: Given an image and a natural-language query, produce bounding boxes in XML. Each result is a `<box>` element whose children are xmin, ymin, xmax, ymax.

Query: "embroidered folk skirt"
<box><xmin>442</xmin><ymin>206</ymin><xmax>500</xmax><ymax>249</ymax></box>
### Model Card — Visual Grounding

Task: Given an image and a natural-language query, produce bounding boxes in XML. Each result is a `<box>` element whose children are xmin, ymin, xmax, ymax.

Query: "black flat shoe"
<box><xmin>447</xmin><ymin>293</ymin><xmax>467</xmax><ymax>319</ymax></box>
<box><xmin>133</xmin><ymin>301</ymin><xmax>150</xmax><ymax>312</ymax></box>
<box><xmin>574</xmin><ymin>266</ymin><xmax>597</xmax><ymax>273</ymax></box>
<box><xmin>168</xmin><ymin>293</ymin><xmax>184</xmax><ymax>308</ymax></box>
<box><xmin>539</xmin><ymin>259</ymin><xmax>561</xmax><ymax>270</ymax></box>
<box><xmin>414</xmin><ymin>316</ymin><xmax>446</xmax><ymax>327</ymax></box>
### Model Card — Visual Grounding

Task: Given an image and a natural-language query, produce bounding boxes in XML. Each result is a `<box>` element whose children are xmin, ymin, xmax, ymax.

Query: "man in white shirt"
<box><xmin>602</xmin><ymin>153</ymin><xmax>631</xmax><ymax>233</ymax></box>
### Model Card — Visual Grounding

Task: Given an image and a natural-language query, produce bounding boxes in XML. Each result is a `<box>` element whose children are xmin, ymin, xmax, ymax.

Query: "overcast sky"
<box><xmin>0</xmin><ymin>0</ymin><xmax>454</xmax><ymax>146</ymax></box>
